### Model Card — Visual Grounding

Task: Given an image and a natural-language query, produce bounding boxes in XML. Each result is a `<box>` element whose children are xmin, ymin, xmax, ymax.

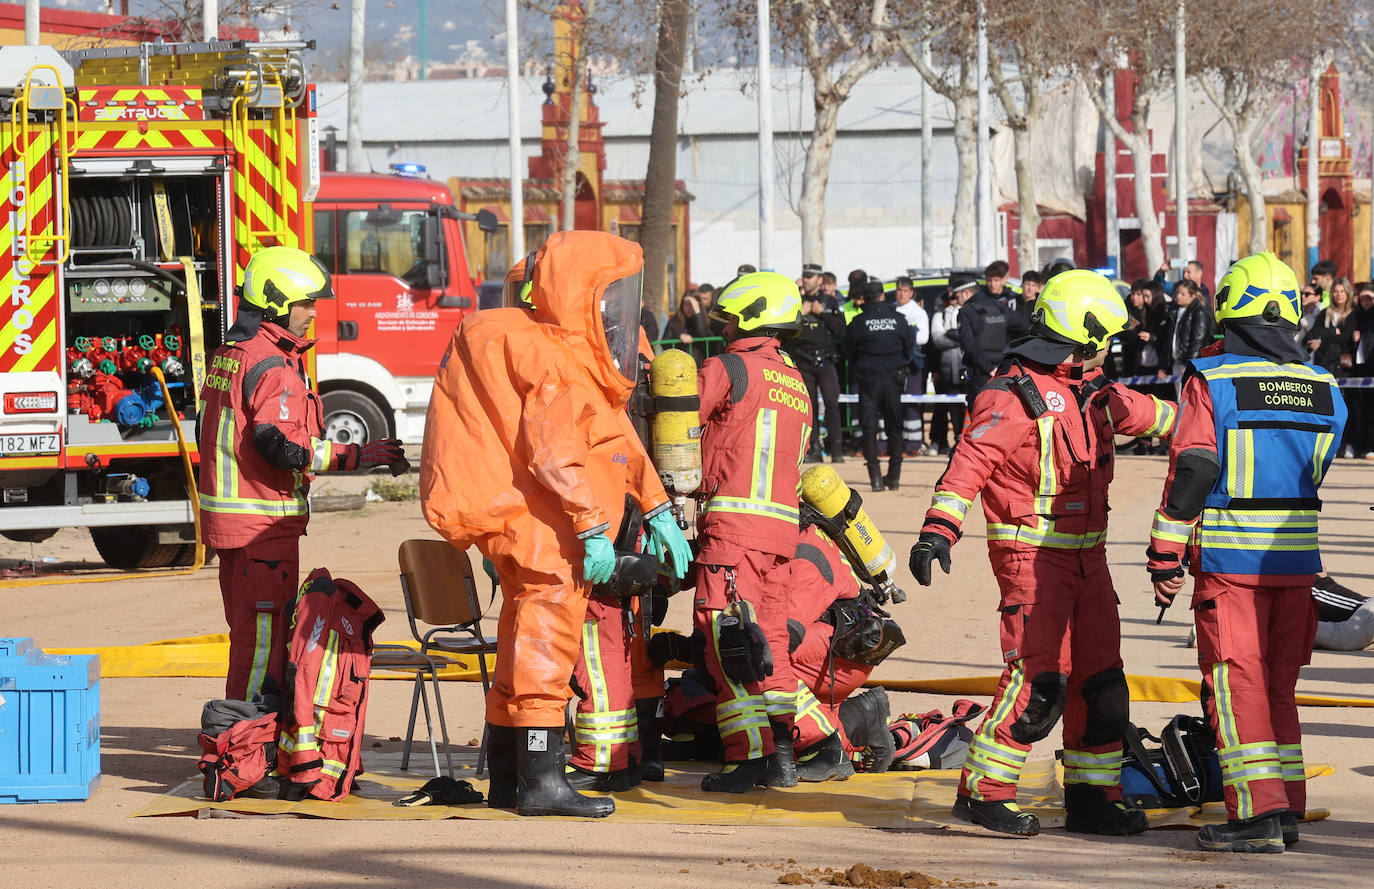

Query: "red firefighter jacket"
<box><xmin>696</xmin><ymin>337</ymin><xmax>813</xmax><ymax>563</ymax></box>
<box><xmin>921</xmin><ymin>363</ymin><xmax>1176</xmax><ymax>552</ymax></box>
<box><xmin>198</xmin><ymin>322</ymin><xmax>348</xmax><ymax>550</ymax></box>
<box><xmin>789</xmin><ymin>526</ymin><xmax>860</xmax><ymax>667</ymax></box>
<box><xmin>277</xmin><ymin>568</ymin><xmax>384</xmax><ymax>801</ymax></box>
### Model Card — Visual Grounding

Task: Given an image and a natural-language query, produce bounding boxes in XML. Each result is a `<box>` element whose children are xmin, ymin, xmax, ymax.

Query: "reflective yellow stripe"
<box><xmin>1201</xmin><ymin>362</ymin><xmax>1326</xmax><ymax>381</ymax></box>
<box><xmin>200</xmin><ymin>491</ymin><xmax>309</xmax><ymax>517</ymax></box>
<box><xmin>1211</xmin><ymin>662</ymin><xmax>1254</xmax><ymax>819</ymax></box>
<box><xmin>794</xmin><ymin>681</ymin><xmax>835</xmax><ymax>736</ymax></box>
<box><xmin>705</xmin><ymin>496</ymin><xmax>800</xmax><ymax>522</ymax></box>
<box><xmin>309</xmin><ymin>437</ymin><xmax>334</xmax><ymax>472</ymax></box>
<box><xmin>321</xmin><ymin>759</ymin><xmax>347</xmax><ymax>778</ymax></box>
<box><xmin>245</xmin><ymin>611</ymin><xmax>272</xmax><ymax>700</ymax></box>
<box><xmin>1143</xmin><ymin>397</ymin><xmax>1176</xmax><ymax>438</ymax></box>
<box><xmin>965</xmin><ymin>662</ymin><xmax>1025</xmax><ymax>799</ymax></box>
<box><xmin>216</xmin><ymin>407</ymin><xmax>238</xmax><ymax>500</ymax></box>
<box><xmin>752</xmin><ymin>409</ymin><xmax>778</xmax><ymax>502</ymax></box>
<box><xmin>711</xmin><ymin>611</ymin><xmax>768</xmax><ymax>759</ymax></box>
<box><xmin>1225</xmin><ymin>428</ymin><xmax>1255</xmax><ymax>499</ymax></box>
<box><xmin>986</xmin><ymin>519</ymin><xmax>1107</xmax><ymax>550</ymax></box>
<box><xmin>931</xmin><ymin>491</ymin><xmax>973</xmax><ymax>523</ymax></box>
<box><xmin>1277</xmin><ymin>744</ymin><xmax>1305</xmax><ymax>782</ymax></box>
<box><xmin>1199</xmin><ymin>508</ymin><xmax>1317</xmax><ymax>551</ymax></box>
<box><xmin>1035</xmin><ymin>417</ymin><xmax>1056</xmax><ymax>512</ymax></box>
<box><xmin>1150</xmin><ymin>510</ymin><xmax>1194</xmax><ymax>544</ymax></box>
<box><xmin>579</xmin><ymin>620</ymin><xmax>616</xmax><ymax>772</ymax></box>
<box><xmin>1062</xmin><ymin>748</ymin><xmax>1124</xmax><ymax>786</ymax></box>
<box><xmin>1313</xmin><ymin>431</ymin><xmax>1335</xmax><ymax>486</ymax></box>
<box><xmin>762</xmin><ymin>686</ymin><xmax>798</xmax><ymax>718</ymax></box>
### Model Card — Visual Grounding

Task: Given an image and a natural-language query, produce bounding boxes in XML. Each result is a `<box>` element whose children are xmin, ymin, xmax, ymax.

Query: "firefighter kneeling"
<box><xmin>910</xmin><ymin>270</ymin><xmax>1177</xmax><ymax>838</ymax></box>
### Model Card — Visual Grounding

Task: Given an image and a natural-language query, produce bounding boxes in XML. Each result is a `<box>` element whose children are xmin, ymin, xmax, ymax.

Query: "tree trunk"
<box><xmin>1011</xmin><ymin>124</ymin><xmax>1039</xmax><ymax>274</ymax></box>
<box><xmin>800</xmin><ymin>95</ymin><xmax>841</xmax><ymax>265</ymax></box>
<box><xmin>1129</xmin><ymin>106</ymin><xmax>1164</xmax><ymax>273</ymax></box>
<box><xmin>950</xmin><ymin>77</ymin><xmax>977</xmax><ymax>267</ymax></box>
<box><xmin>639</xmin><ymin>0</ymin><xmax>689</xmax><ymax>318</ymax></box>
<box><xmin>560</xmin><ymin>0</ymin><xmax>596</xmax><ymax>232</ymax></box>
<box><xmin>1233</xmin><ymin>117</ymin><xmax>1268</xmax><ymax>255</ymax></box>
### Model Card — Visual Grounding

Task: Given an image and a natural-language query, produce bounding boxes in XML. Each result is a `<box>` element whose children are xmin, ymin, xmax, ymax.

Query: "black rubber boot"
<box><xmin>838</xmin><ymin>687</ymin><xmax>894</xmax><ymax>773</ymax></box>
<box><xmin>485</xmin><ymin>723</ymin><xmax>518</xmax><ymax>809</ymax></box>
<box><xmin>1196</xmin><ymin>812</ymin><xmax>1284</xmax><ymax>853</ymax></box>
<box><xmin>514</xmin><ymin>727</ymin><xmax>615</xmax><ymax>817</ymax></box>
<box><xmin>1063</xmin><ymin>783</ymin><xmax>1149</xmax><ymax>836</ymax></box>
<box><xmin>868</xmin><ymin>469</ymin><xmax>885</xmax><ymax>492</ymax></box>
<box><xmin>701</xmin><ymin>757</ymin><xmax>769</xmax><ymax>793</ymax></box>
<box><xmin>1280</xmin><ymin>811</ymin><xmax>1300</xmax><ymax>846</ymax></box>
<box><xmin>795</xmin><ymin>732</ymin><xmax>854</xmax><ymax>782</ymax></box>
<box><xmin>635</xmin><ymin>698</ymin><xmax>665</xmax><ymax>782</ymax></box>
<box><xmin>952</xmin><ymin>795</ymin><xmax>1040</xmax><ymax>836</ymax></box>
<box><xmin>761</xmin><ymin>721</ymin><xmax>798</xmax><ymax>788</ymax></box>
<box><xmin>565</xmin><ymin>765</ymin><xmax>633</xmax><ymax>792</ymax></box>
<box><xmin>884</xmin><ymin>465</ymin><xmax>901</xmax><ymax>492</ymax></box>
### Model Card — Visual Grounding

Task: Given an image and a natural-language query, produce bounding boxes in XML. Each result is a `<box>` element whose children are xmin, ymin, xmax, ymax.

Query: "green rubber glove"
<box><xmin>582</xmin><ymin>533</ymin><xmax>616</xmax><ymax>584</ymax></box>
<box><xmin>646</xmin><ymin>510</ymin><xmax>692</xmax><ymax>582</ymax></box>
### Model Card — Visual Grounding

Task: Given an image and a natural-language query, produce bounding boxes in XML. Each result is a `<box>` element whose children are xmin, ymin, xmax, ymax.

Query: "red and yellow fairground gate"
<box><xmin>0</xmin><ymin>40</ymin><xmax>317</xmax><ymax>570</ymax></box>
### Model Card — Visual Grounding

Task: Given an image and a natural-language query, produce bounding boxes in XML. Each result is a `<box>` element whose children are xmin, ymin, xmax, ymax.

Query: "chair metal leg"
<box><xmin>476</xmin><ymin>650</ymin><xmax>493</xmax><ymax>776</ymax></box>
<box><xmin>428</xmin><ymin>665</ymin><xmax>455</xmax><ymax>777</ymax></box>
<box><xmin>416</xmin><ymin>671</ymin><xmax>441</xmax><ymax>777</ymax></box>
<box><xmin>400</xmin><ymin>671</ymin><xmax>424</xmax><ymax>772</ymax></box>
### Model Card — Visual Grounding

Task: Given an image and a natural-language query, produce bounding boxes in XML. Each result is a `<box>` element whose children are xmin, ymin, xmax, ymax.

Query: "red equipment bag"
<box><xmin>889</xmin><ymin>699</ymin><xmax>985</xmax><ymax>771</ymax></box>
<box><xmin>197</xmin><ymin>712</ymin><xmax>279</xmax><ymax>801</ymax></box>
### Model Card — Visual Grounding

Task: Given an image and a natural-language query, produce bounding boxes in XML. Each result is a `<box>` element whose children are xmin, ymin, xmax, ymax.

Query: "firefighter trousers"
<box><xmin>960</xmin><ymin>546</ymin><xmax>1127</xmax><ymax>802</ymax></box>
<box><xmin>571</xmin><ymin>597</ymin><xmax>638</xmax><ymax>773</ymax></box>
<box><xmin>486</xmin><ymin>552</ymin><xmax>590</xmax><ymax>728</ymax></box>
<box><xmin>694</xmin><ymin>550</ymin><xmax>797</xmax><ymax>762</ymax></box>
<box><xmin>219</xmin><ymin>535</ymin><xmax>300</xmax><ymax>701</ymax></box>
<box><xmin>791</xmin><ymin>620</ymin><xmax>873</xmax><ymax>754</ymax></box>
<box><xmin>1193</xmin><ymin>573</ymin><xmax>1316</xmax><ymax>821</ymax></box>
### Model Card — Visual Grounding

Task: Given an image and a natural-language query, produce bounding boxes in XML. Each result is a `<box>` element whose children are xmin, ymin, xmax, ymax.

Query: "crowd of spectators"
<box><xmin>645</xmin><ymin>255</ymin><xmax>1374</xmax><ymax>463</ymax></box>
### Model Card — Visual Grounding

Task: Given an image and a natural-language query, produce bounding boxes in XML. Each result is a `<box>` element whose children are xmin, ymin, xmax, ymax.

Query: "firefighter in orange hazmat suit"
<box><xmin>420</xmin><ymin>231</ymin><xmax>689</xmax><ymax>818</ymax></box>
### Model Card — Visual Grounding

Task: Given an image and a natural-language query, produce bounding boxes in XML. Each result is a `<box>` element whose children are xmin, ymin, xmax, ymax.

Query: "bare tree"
<box><xmin>639</xmin><ymin>0</ymin><xmax>691</xmax><ymax>315</ymax></box>
<box><xmin>722</xmin><ymin>0</ymin><xmax>895</xmax><ymax>264</ymax></box>
<box><xmin>1066</xmin><ymin>0</ymin><xmax>1178</xmax><ymax>274</ymax></box>
<box><xmin>892</xmin><ymin>3</ymin><xmax>978</xmax><ymax>266</ymax></box>
<box><xmin>987</xmin><ymin>0</ymin><xmax>1058</xmax><ymax>274</ymax></box>
<box><xmin>1190</xmin><ymin>0</ymin><xmax>1352</xmax><ymax>255</ymax></box>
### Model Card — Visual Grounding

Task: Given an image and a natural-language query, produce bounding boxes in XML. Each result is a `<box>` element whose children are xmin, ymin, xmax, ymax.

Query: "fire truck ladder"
<box><xmin>8</xmin><ymin>64</ymin><xmax>78</xmax><ymax>266</ymax></box>
<box><xmin>229</xmin><ymin>60</ymin><xmax>297</xmax><ymax>248</ymax></box>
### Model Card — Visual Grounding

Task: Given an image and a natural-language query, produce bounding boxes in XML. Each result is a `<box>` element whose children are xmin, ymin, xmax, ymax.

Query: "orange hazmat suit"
<box><xmin>421</xmin><ymin>231</ymin><xmax>669</xmax><ymax>728</ymax></box>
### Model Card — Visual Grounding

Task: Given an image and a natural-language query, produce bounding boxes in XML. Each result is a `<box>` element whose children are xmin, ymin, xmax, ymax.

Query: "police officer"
<box><xmin>787</xmin><ymin>268</ymin><xmax>844</xmax><ymax>463</ymax></box>
<box><xmin>958</xmin><ymin>275</ymin><xmax>1026</xmax><ymax>396</ymax></box>
<box><xmin>843</xmin><ymin>280</ymin><xmax>914</xmax><ymax>492</ymax></box>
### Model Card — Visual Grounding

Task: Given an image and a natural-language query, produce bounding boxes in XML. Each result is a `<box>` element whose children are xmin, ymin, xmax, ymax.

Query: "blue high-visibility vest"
<box><xmin>1190</xmin><ymin>352</ymin><xmax>1347</xmax><ymax>576</ymax></box>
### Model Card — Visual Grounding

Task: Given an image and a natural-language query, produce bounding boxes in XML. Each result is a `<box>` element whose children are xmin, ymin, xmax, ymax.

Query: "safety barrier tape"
<box><xmin>40</xmin><ymin>636</ymin><xmax>1374</xmax><ymax>707</ymax></box>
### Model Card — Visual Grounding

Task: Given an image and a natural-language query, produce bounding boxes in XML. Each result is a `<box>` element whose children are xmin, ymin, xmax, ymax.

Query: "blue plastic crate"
<box><xmin>0</xmin><ymin>652</ymin><xmax>101</xmax><ymax>804</ymax></box>
<box><xmin>0</xmin><ymin>638</ymin><xmax>33</xmax><ymax>658</ymax></box>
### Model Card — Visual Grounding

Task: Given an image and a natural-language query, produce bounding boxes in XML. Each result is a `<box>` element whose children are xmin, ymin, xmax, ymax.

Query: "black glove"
<box><xmin>716</xmin><ymin>600</ymin><xmax>773</xmax><ymax>686</ymax></box>
<box><xmin>647</xmin><ymin>631</ymin><xmax>693</xmax><ymax>668</ymax></box>
<box><xmin>337</xmin><ymin>438</ymin><xmax>405</xmax><ymax>472</ymax></box>
<box><xmin>909</xmin><ymin>531</ymin><xmax>952</xmax><ymax>587</ymax></box>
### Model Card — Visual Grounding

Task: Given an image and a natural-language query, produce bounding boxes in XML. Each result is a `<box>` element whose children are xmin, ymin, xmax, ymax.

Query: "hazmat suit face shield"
<box><xmin>599</xmin><ymin>270</ymin><xmax>644</xmax><ymax>383</ymax></box>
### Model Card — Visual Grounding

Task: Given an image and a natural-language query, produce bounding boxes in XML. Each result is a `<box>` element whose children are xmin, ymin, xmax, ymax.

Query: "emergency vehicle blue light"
<box><xmin>390</xmin><ymin>163</ymin><xmax>426</xmax><ymax>177</ymax></box>
<box><xmin>1092</xmin><ymin>265</ymin><xmax>1117</xmax><ymax>277</ymax></box>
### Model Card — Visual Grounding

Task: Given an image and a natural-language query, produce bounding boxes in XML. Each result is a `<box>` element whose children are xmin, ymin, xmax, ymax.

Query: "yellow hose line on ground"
<box><xmin>40</xmin><ymin>635</ymin><xmax>1374</xmax><ymax>707</ymax></box>
<box><xmin>0</xmin><ymin>367</ymin><xmax>204</xmax><ymax>589</ymax></box>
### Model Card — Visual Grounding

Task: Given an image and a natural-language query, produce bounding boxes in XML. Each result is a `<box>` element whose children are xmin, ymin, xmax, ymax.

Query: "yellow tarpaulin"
<box><xmin>134</xmin><ymin>753</ymin><xmax>1334</xmax><ymax>827</ymax></box>
<box><xmin>46</xmin><ymin>636</ymin><xmax>1374</xmax><ymax>707</ymax></box>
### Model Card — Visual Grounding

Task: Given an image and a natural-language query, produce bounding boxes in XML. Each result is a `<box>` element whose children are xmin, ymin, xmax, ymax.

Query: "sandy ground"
<box><xmin>2</xmin><ymin>454</ymin><xmax>1373</xmax><ymax>889</ymax></box>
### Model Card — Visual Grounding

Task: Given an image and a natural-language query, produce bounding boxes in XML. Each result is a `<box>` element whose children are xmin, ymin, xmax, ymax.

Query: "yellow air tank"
<box><xmin>649</xmin><ymin>348</ymin><xmax>702</xmax><ymax>494</ymax></box>
<box><xmin>800</xmin><ymin>464</ymin><xmax>904</xmax><ymax>602</ymax></box>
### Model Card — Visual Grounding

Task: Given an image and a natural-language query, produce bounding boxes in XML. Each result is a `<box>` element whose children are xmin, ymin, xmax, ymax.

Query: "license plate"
<box><xmin>0</xmin><ymin>433</ymin><xmax>60</xmax><ymax>456</ymax></box>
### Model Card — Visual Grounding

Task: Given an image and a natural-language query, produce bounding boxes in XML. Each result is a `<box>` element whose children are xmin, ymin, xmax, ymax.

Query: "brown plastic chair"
<box><xmin>372</xmin><ymin>539</ymin><xmax>499</xmax><ymax>777</ymax></box>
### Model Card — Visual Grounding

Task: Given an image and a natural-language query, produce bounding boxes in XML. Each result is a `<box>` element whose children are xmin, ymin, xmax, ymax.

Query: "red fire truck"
<box><xmin>311</xmin><ymin>167</ymin><xmax>494</xmax><ymax>445</ymax></box>
<box><xmin>0</xmin><ymin>39</ymin><xmax>316</xmax><ymax>569</ymax></box>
